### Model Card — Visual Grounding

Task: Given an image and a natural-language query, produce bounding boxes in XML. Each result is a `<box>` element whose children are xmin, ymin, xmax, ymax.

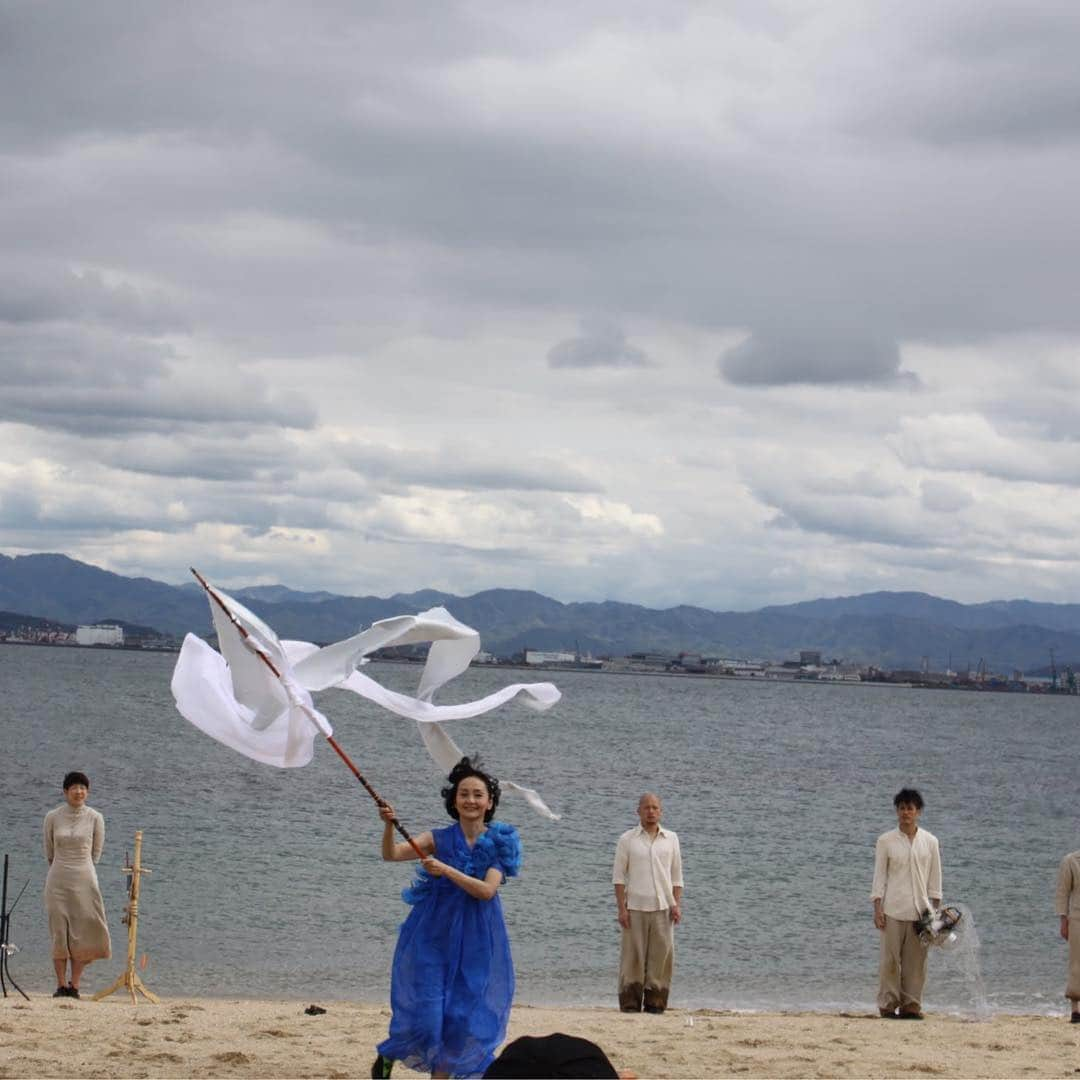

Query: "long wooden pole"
<box><xmin>191</xmin><ymin>568</ymin><xmax>426</xmax><ymax>859</ymax></box>
<box><xmin>92</xmin><ymin>830</ymin><xmax>158</xmax><ymax>1004</ymax></box>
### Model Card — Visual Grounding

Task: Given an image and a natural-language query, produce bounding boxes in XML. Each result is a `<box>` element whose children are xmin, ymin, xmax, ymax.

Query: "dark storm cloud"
<box><xmin>720</xmin><ymin>331</ymin><xmax>917</xmax><ymax>387</ymax></box>
<box><xmin>6</xmin><ymin>1</ymin><xmax>1079</xmax><ymax>358</ymax></box>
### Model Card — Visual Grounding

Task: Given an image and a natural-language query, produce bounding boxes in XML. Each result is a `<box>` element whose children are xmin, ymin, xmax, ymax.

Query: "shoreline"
<box><xmin>3</xmin><ymin>995</ymin><xmax>1078</xmax><ymax>1079</ymax></box>
<box><xmin>1</xmin><ymin>640</ymin><xmax>1064</xmax><ymax>697</ymax></box>
<box><xmin>6</xmin><ymin>981</ymin><xmax>1069</xmax><ymax>1020</ymax></box>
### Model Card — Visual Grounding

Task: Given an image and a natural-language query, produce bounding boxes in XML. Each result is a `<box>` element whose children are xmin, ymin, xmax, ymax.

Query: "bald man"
<box><xmin>612</xmin><ymin>793</ymin><xmax>684</xmax><ymax>1013</ymax></box>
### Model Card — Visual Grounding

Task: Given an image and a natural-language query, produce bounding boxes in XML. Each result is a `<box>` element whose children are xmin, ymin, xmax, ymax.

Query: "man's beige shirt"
<box><xmin>1056</xmin><ymin>850</ymin><xmax>1080</xmax><ymax>917</ymax></box>
<box><xmin>612</xmin><ymin>824</ymin><xmax>683</xmax><ymax>912</ymax></box>
<box><xmin>870</xmin><ymin>827</ymin><xmax>942</xmax><ymax>921</ymax></box>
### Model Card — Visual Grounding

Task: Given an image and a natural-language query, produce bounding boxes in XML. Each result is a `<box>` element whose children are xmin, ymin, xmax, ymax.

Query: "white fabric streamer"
<box><xmin>171</xmin><ymin>587</ymin><xmax>333</xmax><ymax>768</ymax></box>
<box><xmin>283</xmin><ymin>606</ymin><xmax>561</xmax><ymax>819</ymax></box>
<box><xmin>171</xmin><ymin>582</ymin><xmax>561</xmax><ymax>817</ymax></box>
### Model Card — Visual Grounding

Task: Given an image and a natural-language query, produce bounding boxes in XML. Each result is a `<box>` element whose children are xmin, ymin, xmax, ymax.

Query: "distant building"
<box><xmin>726</xmin><ymin>661</ymin><xmax>767</xmax><ymax>677</ymax></box>
<box><xmin>799</xmin><ymin>650</ymin><xmax>822</xmax><ymax>667</ymax></box>
<box><xmin>603</xmin><ymin>653</ymin><xmax>675</xmax><ymax>673</ymax></box>
<box><xmin>818</xmin><ymin>667</ymin><xmax>862</xmax><ymax>682</ymax></box>
<box><xmin>524</xmin><ymin>649</ymin><xmax>576</xmax><ymax>665</ymax></box>
<box><xmin>76</xmin><ymin>624</ymin><xmax>124</xmax><ymax>646</ymax></box>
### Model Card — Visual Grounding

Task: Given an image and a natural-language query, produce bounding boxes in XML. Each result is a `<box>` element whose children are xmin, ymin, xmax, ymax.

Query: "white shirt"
<box><xmin>870</xmin><ymin>826</ymin><xmax>942</xmax><ymax>921</ymax></box>
<box><xmin>612</xmin><ymin>824</ymin><xmax>683</xmax><ymax>912</ymax></box>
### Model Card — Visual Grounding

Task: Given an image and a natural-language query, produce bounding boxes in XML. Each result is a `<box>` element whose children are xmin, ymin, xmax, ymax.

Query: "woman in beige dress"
<box><xmin>43</xmin><ymin>771</ymin><xmax>111</xmax><ymax>998</ymax></box>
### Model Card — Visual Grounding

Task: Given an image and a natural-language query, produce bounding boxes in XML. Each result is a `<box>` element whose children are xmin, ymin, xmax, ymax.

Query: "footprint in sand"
<box><xmin>213</xmin><ymin>1051</ymin><xmax>251</xmax><ymax>1065</ymax></box>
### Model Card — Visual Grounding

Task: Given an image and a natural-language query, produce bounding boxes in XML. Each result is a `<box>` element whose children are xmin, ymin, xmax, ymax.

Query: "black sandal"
<box><xmin>370</xmin><ymin>1053</ymin><xmax>393</xmax><ymax>1078</ymax></box>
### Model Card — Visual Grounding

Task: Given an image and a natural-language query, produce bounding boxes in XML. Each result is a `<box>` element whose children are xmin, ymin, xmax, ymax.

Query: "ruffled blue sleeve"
<box><xmin>472</xmin><ymin>822</ymin><xmax>522</xmax><ymax>880</ymax></box>
<box><xmin>400</xmin><ymin>822</ymin><xmax>521</xmax><ymax>905</ymax></box>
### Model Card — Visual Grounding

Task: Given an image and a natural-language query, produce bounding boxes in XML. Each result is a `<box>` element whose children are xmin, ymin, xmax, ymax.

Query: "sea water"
<box><xmin>1</xmin><ymin>643</ymin><xmax>1076</xmax><ymax>1015</ymax></box>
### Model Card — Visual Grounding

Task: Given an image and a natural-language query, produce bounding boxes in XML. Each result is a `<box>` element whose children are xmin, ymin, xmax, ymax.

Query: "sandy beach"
<box><xmin>2</xmin><ymin>994</ymin><xmax>1078</xmax><ymax>1079</ymax></box>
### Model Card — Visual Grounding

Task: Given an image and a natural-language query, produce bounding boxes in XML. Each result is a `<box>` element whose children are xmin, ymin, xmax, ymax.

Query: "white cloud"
<box><xmin>892</xmin><ymin>413</ymin><xmax>1080</xmax><ymax>487</ymax></box>
<box><xmin>920</xmin><ymin>478</ymin><xmax>975</xmax><ymax>514</ymax></box>
<box><xmin>2</xmin><ymin>3</ymin><xmax>1080</xmax><ymax>609</ymax></box>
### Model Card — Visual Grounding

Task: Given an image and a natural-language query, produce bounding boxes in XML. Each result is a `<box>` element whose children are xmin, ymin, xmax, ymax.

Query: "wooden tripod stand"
<box><xmin>93</xmin><ymin>830</ymin><xmax>159</xmax><ymax>1004</ymax></box>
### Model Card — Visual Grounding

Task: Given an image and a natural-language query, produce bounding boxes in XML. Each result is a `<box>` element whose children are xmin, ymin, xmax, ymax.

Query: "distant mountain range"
<box><xmin>2</xmin><ymin>551</ymin><xmax>1080</xmax><ymax>673</ymax></box>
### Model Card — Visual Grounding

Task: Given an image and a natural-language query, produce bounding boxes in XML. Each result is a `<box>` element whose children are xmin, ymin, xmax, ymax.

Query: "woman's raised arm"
<box><xmin>378</xmin><ymin>803</ymin><xmax>434</xmax><ymax>862</ymax></box>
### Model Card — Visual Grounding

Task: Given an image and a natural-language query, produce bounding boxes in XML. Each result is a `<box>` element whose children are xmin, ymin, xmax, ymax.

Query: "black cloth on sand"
<box><xmin>482</xmin><ymin>1032</ymin><xmax>618</xmax><ymax>1078</ymax></box>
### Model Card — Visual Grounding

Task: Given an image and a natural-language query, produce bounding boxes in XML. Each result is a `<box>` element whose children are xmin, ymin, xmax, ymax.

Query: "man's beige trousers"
<box><xmin>878</xmin><ymin>916</ymin><xmax>928</xmax><ymax>1013</ymax></box>
<box><xmin>1067</xmin><ymin>915</ymin><xmax>1080</xmax><ymax>1002</ymax></box>
<box><xmin>619</xmin><ymin>909</ymin><xmax>673</xmax><ymax>1012</ymax></box>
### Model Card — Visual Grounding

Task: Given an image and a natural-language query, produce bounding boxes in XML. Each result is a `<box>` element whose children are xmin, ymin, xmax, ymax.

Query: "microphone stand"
<box><xmin>1</xmin><ymin>854</ymin><xmax>30</xmax><ymax>1000</ymax></box>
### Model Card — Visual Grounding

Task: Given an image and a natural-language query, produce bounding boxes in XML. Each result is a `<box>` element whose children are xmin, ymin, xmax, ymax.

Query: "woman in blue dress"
<box><xmin>372</xmin><ymin>757</ymin><xmax>521</xmax><ymax>1080</ymax></box>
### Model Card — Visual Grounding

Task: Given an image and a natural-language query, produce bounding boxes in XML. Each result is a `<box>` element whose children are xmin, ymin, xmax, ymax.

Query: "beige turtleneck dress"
<box><xmin>43</xmin><ymin>803</ymin><xmax>112</xmax><ymax>962</ymax></box>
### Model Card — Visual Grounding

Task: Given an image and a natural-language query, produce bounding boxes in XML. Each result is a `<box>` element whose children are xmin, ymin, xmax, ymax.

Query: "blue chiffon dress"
<box><xmin>377</xmin><ymin>821</ymin><xmax>521</xmax><ymax>1078</ymax></box>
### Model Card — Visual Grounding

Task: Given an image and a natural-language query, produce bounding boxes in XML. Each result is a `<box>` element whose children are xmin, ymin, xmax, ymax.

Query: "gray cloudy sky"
<box><xmin>3</xmin><ymin>1</ymin><xmax>1080</xmax><ymax>610</ymax></box>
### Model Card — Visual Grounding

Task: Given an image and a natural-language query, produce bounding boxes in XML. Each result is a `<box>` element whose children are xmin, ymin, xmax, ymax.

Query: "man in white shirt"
<box><xmin>612</xmin><ymin>793</ymin><xmax>683</xmax><ymax>1013</ymax></box>
<box><xmin>870</xmin><ymin>787</ymin><xmax>943</xmax><ymax>1020</ymax></box>
<box><xmin>1054</xmin><ymin>848</ymin><xmax>1080</xmax><ymax>1023</ymax></box>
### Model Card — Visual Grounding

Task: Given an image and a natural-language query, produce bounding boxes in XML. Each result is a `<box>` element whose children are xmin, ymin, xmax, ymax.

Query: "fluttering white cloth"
<box><xmin>171</xmin><ymin>588</ymin><xmax>332</xmax><ymax>768</ymax></box>
<box><xmin>171</xmin><ymin>581</ymin><xmax>561</xmax><ymax>816</ymax></box>
<box><xmin>283</xmin><ymin>606</ymin><xmax>561</xmax><ymax>818</ymax></box>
